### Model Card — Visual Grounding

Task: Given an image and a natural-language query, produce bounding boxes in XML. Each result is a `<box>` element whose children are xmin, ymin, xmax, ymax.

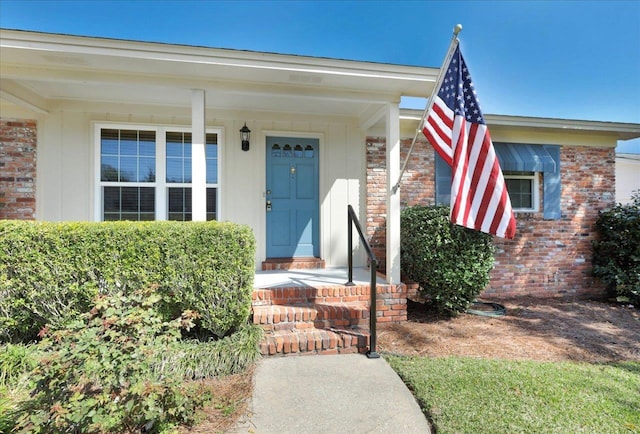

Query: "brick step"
<box><xmin>252</xmin><ymin>285</ymin><xmax>372</xmax><ymax>306</ymax></box>
<box><xmin>261</xmin><ymin>257</ymin><xmax>326</xmax><ymax>271</ymax></box>
<box><xmin>252</xmin><ymin>283</ymin><xmax>408</xmax><ymax>324</ymax></box>
<box><xmin>252</xmin><ymin>302</ymin><xmax>369</xmax><ymax>331</ymax></box>
<box><xmin>259</xmin><ymin>328</ymin><xmax>370</xmax><ymax>356</ymax></box>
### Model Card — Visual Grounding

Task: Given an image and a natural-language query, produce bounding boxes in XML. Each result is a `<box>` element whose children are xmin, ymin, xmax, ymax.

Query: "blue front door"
<box><xmin>266</xmin><ymin>136</ymin><xmax>319</xmax><ymax>258</ymax></box>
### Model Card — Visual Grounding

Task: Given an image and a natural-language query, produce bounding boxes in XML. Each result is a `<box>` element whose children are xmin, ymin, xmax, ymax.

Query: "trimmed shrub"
<box><xmin>401</xmin><ymin>206</ymin><xmax>495</xmax><ymax>315</ymax></box>
<box><xmin>14</xmin><ymin>287</ymin><xmax>209</xmax><ymax>433</ymax></box>
<box><xmin>592</xmin><ymin>192</ymin><xmax>640</xmax><ymax>304</ymax></box>
<box><xmin>0</xmin><ymin>221</ymin><xmax>255</xmax><ymax>342</ymax></box>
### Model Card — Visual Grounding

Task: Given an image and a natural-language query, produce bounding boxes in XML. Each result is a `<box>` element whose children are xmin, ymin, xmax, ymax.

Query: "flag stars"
<box><xmin>436</xmin><ymin>46</ymin><xmax>486</xmax><ymax>126</ymax></box>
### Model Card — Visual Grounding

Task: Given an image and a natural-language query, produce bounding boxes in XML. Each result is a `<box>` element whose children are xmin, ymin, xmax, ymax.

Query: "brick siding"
<box><xmin>0</xmin><ymin>119</ymin><xmax>37</xmax><ymax>220</ymax></box>
<box><xmin>366</xmin><ymin>136</ymin><xmax>614</xmax><ymax>298</ymax></box>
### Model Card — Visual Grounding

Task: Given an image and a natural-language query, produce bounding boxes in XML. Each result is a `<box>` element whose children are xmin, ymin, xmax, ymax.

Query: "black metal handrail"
<box><xmin>346</xmin><ymin>205</ymin><xmax>379</xmax><ymax>359</ymax></box>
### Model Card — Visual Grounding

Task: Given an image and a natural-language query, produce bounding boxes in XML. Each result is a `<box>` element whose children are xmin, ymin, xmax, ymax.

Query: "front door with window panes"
<box><xmin>265</xmin><ymin>136</ymin><xmax>319</xmax><ymax>258</ymax></box>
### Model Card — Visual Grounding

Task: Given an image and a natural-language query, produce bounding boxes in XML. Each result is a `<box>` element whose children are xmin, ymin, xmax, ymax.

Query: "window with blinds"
<box><xmin>97</xmin><ymin>125</ymin><xmax>220</xmax><ymax>221</ymax></box>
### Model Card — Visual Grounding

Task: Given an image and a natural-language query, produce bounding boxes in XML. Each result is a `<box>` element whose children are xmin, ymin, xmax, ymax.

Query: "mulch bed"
<box><xmin>178</xmin><ymin>366</ymin><xmax>255</xmax><ymax>434</ymax></box>
<box><xmin>377</xmin><ymin>297</ymin><xmax>640</xmax><ymax>363</ymax></box>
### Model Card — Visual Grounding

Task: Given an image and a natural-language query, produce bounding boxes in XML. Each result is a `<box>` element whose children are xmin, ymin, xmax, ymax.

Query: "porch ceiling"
<box><xmin>0</xmin><ymin>30</ymin><xmax>438</xmax><ymax>121</ymax></box>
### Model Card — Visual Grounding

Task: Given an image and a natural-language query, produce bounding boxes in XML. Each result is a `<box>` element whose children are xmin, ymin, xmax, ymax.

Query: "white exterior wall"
<box><xmin>13</xmin><ymin>104</ymin><xmax>366</xmax><ymax>269</ymax></box>
<box><xmin>616</xmin><ymin>154</ymin><xmax>640</xmax><ymax>204</ymax></box>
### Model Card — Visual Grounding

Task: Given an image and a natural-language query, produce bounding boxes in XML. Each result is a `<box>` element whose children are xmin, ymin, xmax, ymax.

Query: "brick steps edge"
<box><xmin>261</xmin><ymin>257</ymin><xmax>326</xmax><ymax>271</ymax></box>
<box><xmin>252</xmin><ymin>303</ymin><xmax>370</xmax><ymax>330</ymax></box>
<box><xmin>259</xmin><ymin>328</ymin><xmax>370</xmax><ymax>356</ymax></box>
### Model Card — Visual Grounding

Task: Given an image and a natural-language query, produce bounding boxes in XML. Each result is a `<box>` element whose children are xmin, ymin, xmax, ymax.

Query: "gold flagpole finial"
<box><xmin>453</xmin><ymin>24</ymin><xmax>463</xmax><ymax>37</ymax></box>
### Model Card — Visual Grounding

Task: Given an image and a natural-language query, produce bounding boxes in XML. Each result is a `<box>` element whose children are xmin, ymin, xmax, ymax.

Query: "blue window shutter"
<box><xmin>543</xmin><ymin>145</ymin><xmax>561</xmax><ymax>220</ymax></box>
<box><xmin>434</xmin><ymin>145</ymin><xmax>562</xmax><ymax>219</ymax></box>
<box><xmin>435</xmin><ymin>153</ymin><xmax>451</xmax><ymax>206</ymax></box>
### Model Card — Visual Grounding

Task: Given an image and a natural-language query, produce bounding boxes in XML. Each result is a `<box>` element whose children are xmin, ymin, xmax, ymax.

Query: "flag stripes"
<box><xmin>423</xmin><ymin>97</ymin><xmax>454</xmax><ymax>166</ymax></box>
<box><xmin>422</xmin><ymin>43</ymin><xmax>516</xmax><ymax>239</ymax></box>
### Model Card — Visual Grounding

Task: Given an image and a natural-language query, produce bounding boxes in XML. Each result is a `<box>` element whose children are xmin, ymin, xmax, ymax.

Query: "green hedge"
<box><xmin>0</xmin><ymin>220</ymin><xmax>255</xmax><ymax>342</ymax></box>
<box><xmin>592</xmin><ymin>192</ymin><xmax>640</xmax><ymax>304</ymax></box>
<box><xmin>401</xmin><ymin>206</ymin><xmax>495</xmax><ymax>315</ymax></box>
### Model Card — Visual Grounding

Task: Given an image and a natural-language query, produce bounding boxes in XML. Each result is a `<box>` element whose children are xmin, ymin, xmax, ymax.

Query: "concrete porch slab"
<box><xmin>253</xmin><ymin>266</ymin><xmax>385</xmax><ymax>288</ymax></box>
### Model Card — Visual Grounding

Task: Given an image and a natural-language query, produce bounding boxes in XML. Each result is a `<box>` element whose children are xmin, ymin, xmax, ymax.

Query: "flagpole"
<box><xmin>391</xmin><ymin>24</ymin><xmax>463</xmax><ymax>195</ymax></box>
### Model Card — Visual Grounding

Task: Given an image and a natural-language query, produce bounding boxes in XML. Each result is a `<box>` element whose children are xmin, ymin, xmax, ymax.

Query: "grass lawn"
<box><xmin>385</xmin><ymin>355</ymin><xmax>640</xmax><ymax>434</ymax></box>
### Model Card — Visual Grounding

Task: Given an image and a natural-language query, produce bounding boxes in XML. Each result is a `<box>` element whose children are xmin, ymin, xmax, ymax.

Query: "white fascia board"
<box><xmin>484</xmin><ymin>114</ymin><xmax>640</xmax><ymax>140</ymax></box>
<box><xmin>616</xmin><ymin>154</ymin><xmax>640</xmax><ymax>161</ymax></box>
<box><xmin>400</xmin><ymin>108</ymin><xmax>640</xmax><ymax>140</ymax></box>
<box><xmin>0</xmin><ymin>29</ymin><xmax>437</xmax><ymax>87</ymax></box>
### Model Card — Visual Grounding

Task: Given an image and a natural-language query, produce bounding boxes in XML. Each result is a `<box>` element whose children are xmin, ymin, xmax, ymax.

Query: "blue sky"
<box><xmin>2</xmin><ymin>0</ymin><xmax>639</xmax><ymax>152</ymax></box>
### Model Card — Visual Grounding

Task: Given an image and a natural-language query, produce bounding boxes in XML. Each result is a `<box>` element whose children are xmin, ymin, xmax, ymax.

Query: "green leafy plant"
<box><xmin>14</xmin><ymin>286</ymin><xmax>210</xmax><ymax>434</ymax></box>
<box><xmin>592</xmin><ymin>191</ymin><xmax>640</xmax><ymax>304</ymax></box>
<box><xmin>401</xmin><ymin>205</ymin><xmax>495</xmax><ymax>315</ymax></box>
<box><xmin>0</xmin><ymin>220</ymin><xmax>255</xmax><ymax>342</ymax></box>
<box><xmin>158</xmin><ymin>323</ymin><xmax>262</xmax><ymax>380</ymax></box>
<box><xmin>0</xmin><ymin>343</ymin><xmax>39</xmax><ymax>387</ymax></box>
<box><xmin>0</xmin><ymin>344</ymin><xmax>38</xmax><ymax>433</ymax></box>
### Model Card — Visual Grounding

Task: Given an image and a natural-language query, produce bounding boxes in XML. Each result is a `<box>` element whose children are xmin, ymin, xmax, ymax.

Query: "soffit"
<box><xmin>0</xmin><ymin>30</ymin><xmax>438</xmax><ymax>118</ymax></box>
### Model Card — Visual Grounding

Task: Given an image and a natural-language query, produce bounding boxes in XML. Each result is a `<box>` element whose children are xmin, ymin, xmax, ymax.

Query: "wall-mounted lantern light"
<box><xmin>239</xmin><ymin>122</ymin><xmax>251</xmax><ymax>152</ymax></box>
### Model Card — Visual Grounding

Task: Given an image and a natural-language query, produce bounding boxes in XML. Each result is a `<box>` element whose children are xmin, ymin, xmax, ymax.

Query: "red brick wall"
<box><xmin>367</xmin><ymin>137</ymin><xmax>436</xmax><ymax>270</ymax></box>
<box><xmin>0</xmin><ymin>119</ymin><xmax>37</xmax><ymax>220</ymax></box>
<box><xmin>366</xmin><ymin>136</ymin><xmax>614</xmax><ymax>298</ymax></box>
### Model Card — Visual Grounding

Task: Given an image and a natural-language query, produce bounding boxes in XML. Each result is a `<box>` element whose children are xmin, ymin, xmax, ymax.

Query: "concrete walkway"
<box><xmin>230</xmin><ymin>353</ymin><xmax>432</xmax><ymax>433</ymax></box>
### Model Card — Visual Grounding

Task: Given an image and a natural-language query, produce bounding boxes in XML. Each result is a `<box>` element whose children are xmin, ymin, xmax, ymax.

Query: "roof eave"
<box><xmin>400</xmin><ymin>109</ymin><xmax>640</xmax><ymax>141</ymax></box>
<box><xmin>0</xmin><ymin>28</ymin><xmax>439</xmax><ymax>92</ymax></box>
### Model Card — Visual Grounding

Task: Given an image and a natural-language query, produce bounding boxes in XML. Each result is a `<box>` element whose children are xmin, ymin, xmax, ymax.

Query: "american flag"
<box><xmin>422</xmin><ymin>44</ymin><xmax>516</xmax><ymax>239</ymax></box>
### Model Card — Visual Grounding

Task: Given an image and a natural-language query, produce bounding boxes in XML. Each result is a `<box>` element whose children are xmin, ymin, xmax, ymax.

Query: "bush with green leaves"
<box><xmin>0</xmin><ymin>298</ymin><xmax>262</xmax><ymax>433</ymax></box>
<box><xmin>401</xmin><ymin>205</ymin><xmax>495</xmax><ymax>315</ymax></box>
<box><xmin>0</xmin><ymin>343</ymin><xmax>39</xmax><ymax>387</ymax></box>
<box><xmin>0</xmin><ymin>344</ymin><xmax>39</xmax><ymax>433</ymax></box>
<box><xmin>592</xmin><ymin>192</ymin><xmax>640</xmax><ymax>304</ymax></box>
<box><xmin>0</xmin><ymin>220</ymin><xmax>255</xmax><ymax>342</ymax></box>
<box><xmin>14</xmin><ymin>286</ymin><xmax>210</xmax><ymax>434</ymax></box>
<box><xmin>161</xmin><ymin>324</ymin><xmax>263</xmax><ymax>380</ymax></box>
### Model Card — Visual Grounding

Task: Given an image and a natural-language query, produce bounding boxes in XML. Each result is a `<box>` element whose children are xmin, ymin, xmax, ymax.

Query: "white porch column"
<box><xmin>386</xmin><ymin>102</ymin><xmax>401</xmax><ymax>284</ymax></box>
<box><xmin>191</xmin><ymin>89</ymin><xmax>206</xmax><ymax>221</ymax></box>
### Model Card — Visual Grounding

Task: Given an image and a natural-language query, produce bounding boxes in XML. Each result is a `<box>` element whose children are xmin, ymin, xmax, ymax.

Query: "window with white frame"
<box><xmin>503</xmin><ymin>171</ymin><xmax>539</xmax><ymax>212</ymax></box>
<box><xmin>97</xmin><ymin>125</ymin><xmax>220</xmax><ymax>221</ymax></box>
<box><xmin>434</xmin><ymin>144</ymin><xmax>560</xmax><ymax>218</ymax></box>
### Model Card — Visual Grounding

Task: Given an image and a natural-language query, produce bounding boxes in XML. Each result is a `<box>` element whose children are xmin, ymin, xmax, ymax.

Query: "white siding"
<box><xmin>28</xmin><ymin>107</ymin><xmax>366</xmax><ymax>269</ymax></box>
<box><xmin>616</xmin><ymin>154</ymin><xmax>640</xmax><ymax>204</ymax></box>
